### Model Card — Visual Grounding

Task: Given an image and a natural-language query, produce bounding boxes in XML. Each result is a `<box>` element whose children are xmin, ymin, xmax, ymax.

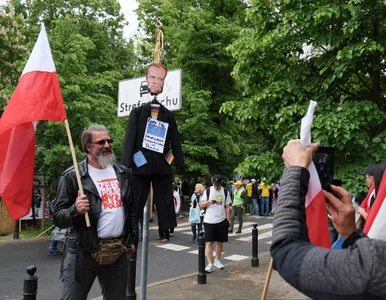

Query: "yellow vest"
<box><xmin>233</xmin><ymin>188</ymin><xmax>244</xmax><ymax>206</ymax></box>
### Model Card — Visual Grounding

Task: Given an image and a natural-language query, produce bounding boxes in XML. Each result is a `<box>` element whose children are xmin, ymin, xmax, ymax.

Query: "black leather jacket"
<box><xmin>53</xmin><ymin>159</ymin><xmax>138</xmax><ymax>252</ymax></box>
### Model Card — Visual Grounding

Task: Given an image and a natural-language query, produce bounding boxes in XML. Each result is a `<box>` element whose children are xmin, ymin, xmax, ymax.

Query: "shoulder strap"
<box><xmin>223</xmin><ymin>188</ymin><xmax>228</xmax><ymax>208</ymax></box>
<box><xmin>206</xmin><ymin>187</ymin><xmax>210</xmax><ymax>199</ymax></box>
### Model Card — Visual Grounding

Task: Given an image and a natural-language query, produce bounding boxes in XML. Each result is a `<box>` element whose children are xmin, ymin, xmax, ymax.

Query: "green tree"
<box><xmin>0</xmin><ymin>1</ymin><xmax>28</xmax><ymax>104</ymax></box>
<box><xmin>9</xmin><ymin>0</ymin><xmax>137</xmax><ymax>197</ymax></box>
<box><xmin>136</xmin><ymin>0</ymin><xmax>255</xmax><ymax>185</ymax></box>
<box><xmin>222</xmin><ymin>0</ymin><xmax>386</xmax><ymax>194</ymax></box>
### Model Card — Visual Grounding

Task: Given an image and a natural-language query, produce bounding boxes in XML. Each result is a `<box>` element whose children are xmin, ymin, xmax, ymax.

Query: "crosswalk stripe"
<box><xmin>149</xmin><ymin>222</ymin><xmax>191</xmax><ymax>230</ymax></box>
<box><xmin>179</xmin><ymin>223</ymin><xmax>272</xmax><ymax>237</ymax></box>
<box><xmin>228</xmin><ymin>223</ymin><xmax>273</xmax><ymax>237</ymax></box>
<box><xmin>156</xmin><ymin>243</ymin><xmax>191</xmax><ymax>251</ymax></box>
<box><xmin>188</xmin><ymin>250</ymin><xmax>223</xmax><ymax>255</ymax></box>
<box><xmin>149</xmin><ymin>218</ymin><xmax>274</xmax><ymax>253</ymax></box>
<box><xmin>224</xmin><ymin>254</ymin><xmax>249</xmax><ymax>261</ymax></box>
<box><xmin>236</xmin><ymin>231</ymin><xmax>272</xmax><ymax>242</ymax></box>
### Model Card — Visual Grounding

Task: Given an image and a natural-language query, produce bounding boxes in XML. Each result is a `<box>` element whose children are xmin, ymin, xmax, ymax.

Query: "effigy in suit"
<box><xmin>122</xmin><ymin>98</ymin><xmax>184</xmax><ymax>230</ymax></box>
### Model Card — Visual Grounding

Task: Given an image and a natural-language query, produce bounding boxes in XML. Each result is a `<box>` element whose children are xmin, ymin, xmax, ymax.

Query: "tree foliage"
<box><xmin>6</xmin><ymin>0</ymin><xmax>137</xmax><ymax>196</ymax></box>
<box><xmin>136</xmin><ymin>0</ymin><xmax>255</xmax><ymax>184</ymax></box>
<box><xmin>222</xmin><ymin>0</ymin><xmax>386</xmax><ymax>194</ymax></box>
<box><xmin>0</xmin><ymin>1</ymin><xmax>28</xmax><ymax>103</ymax></box>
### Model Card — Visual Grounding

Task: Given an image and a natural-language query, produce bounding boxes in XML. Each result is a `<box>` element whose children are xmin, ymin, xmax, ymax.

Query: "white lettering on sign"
<box><xmin>117</xmin><ymin>69</ymin><xmax>182</xmax><ymax>117</ymax></box>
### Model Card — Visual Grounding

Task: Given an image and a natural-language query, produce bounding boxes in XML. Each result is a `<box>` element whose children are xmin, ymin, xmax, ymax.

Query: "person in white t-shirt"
<box><xmin>53</xmin><ymin>124</ymin><xmax>138</xmax><ymax>300</ymax></box>
<box><xmin>199</xmin><ymin>175</ymin><xmax>231</xmax><ymax>273</ymax></box>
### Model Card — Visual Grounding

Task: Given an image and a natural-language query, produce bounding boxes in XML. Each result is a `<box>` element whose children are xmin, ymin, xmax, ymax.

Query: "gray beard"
<box><xmin>97</xmin><ymin>150</ymin><xmax>116</xmax><ymax>169</ymax></box>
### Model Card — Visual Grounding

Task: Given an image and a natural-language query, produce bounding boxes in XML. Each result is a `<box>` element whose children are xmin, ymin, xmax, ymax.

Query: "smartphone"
<box><xmin>312</xmin><ymin>146</ymin><xmax>335</xmax><ymax>193</ymax></box>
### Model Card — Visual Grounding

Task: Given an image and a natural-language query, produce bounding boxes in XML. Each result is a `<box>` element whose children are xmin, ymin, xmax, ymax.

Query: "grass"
<box><xmin>20</xmin><ymin>220</ymin><xmax>54</xmax><ymax>238</ymax></box>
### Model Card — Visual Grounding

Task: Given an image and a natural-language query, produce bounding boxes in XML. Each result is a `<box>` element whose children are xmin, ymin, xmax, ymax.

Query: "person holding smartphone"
<box><xmin>199</xmin><ymin>175</ymin><xmax>231</xmax><ymax>273</ymax></box>
<box><xmin>271</xmin><ymin>139</ymin><xmax>386</xmax><ymax>299</ymax></box>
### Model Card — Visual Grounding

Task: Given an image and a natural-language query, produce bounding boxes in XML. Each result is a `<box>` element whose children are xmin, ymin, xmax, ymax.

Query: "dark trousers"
<box><xmin>132</xmin><ymin>174</ymin><xmax>177</xmax><ymax>230</ymax></box>
<box><xmin>158</xmin><ymin>227</ymin><xmax>170</xmax><ymax>239</ymax></box>
<box><xmin>191</xmin><ymin>222</ymin><xmax>203</xmax><ymax>241</ymax></box>
<box><xmin>60</xmin><ymin>251</ymin><xmax>128</xmax><ymax>300</ymax></box>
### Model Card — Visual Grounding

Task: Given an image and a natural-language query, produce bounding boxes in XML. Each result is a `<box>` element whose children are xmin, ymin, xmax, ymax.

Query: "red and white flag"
<box><xmin>364</xmin><ymin>170</ymin><xmax>386</xmax><ymax>241</ymax></box>
<box><xmin>0</xmin><ymin>25</ymin><xmax>67</xmax><ymax>221</ymax></box>
<box><xmin>300</xmin><ymin>101</ymin><xmax>331</xmax><ymax>248</ymax></box>
<box><xmin>359</xmin><ymin>183</ymin><xmax>374</xmax><ymax>213</ymax></box>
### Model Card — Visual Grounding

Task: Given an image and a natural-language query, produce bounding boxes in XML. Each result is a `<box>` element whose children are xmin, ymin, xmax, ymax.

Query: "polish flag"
<box><xmin>359</xmin><ymin>183</ymin><xmax>374</xmax><ymax>213</ymax></box>
<box><xmin>364</xmin><ymin>170</ymin><xmax>386</xmax><ymax>241</ymax></box>
<box><xmin>300</xmin><ymin>101</ymin><xmax>331</xmax><ymax>248</ymax></box>
<box><xmin>0</xmin><ymin>25</ymin><xmax>67</xmax><ymax>221</ymax></box>
<box><xmin>304</xmin><ymin>164</ymin><xmax>331</xmax><ymax>248</ymax></box>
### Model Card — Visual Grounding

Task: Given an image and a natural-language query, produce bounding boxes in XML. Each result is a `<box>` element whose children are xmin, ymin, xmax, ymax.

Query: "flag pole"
<box><xmin>64</xmin><ymin>119</ymin><xmax>90</xmax><ymax>227</ymax></box>
<box><xmin>261</xmin><ymin>257</ymin><xmax>273</xmax><ymax>300</ymax></box>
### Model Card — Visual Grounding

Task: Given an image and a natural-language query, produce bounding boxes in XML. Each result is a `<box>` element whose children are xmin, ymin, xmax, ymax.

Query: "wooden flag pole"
<box><xmin>261</xmin><ymin>257</ymin><xmax>274</xmax><ymax>300</ymax></box>
<box><xmin>36</xmin><ymin>224</ymin><xmax>55</xmax><ymax>239</ymax></box>
<box><xmin>64</xmin><ymin>119</ymin><xmax>90</xmax><ymax>227</ymax></box>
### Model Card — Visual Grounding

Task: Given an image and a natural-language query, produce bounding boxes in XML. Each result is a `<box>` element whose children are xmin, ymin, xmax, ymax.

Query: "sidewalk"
<box><xmin>93</xmin><ymin>252</ymin><xmax>309</xmax><ymax>300</ymax></box>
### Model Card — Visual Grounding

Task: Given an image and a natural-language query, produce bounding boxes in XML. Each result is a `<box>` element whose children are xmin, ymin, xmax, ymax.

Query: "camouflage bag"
<box><xmin>91</xmin><ymin>238</ymin><xmax>125</xmax><ymax>265</ymax></box>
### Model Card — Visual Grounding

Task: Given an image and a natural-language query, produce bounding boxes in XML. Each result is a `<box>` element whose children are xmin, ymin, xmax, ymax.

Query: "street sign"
<box><xmin>117</xmin><ymin>69</ymin><xmax>182</xmax><ymax>117</ymax></box>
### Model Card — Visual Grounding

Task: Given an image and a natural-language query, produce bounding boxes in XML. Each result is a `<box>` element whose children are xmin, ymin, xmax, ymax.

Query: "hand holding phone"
<box><xmin>312</xmin><ymin>146</ymin><xmax>340</xmax><ymax>202</ymax></box>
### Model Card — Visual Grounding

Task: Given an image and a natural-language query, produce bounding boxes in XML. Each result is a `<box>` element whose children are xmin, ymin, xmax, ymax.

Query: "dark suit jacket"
<box><xmin>122</xmin><ymin>100</ymin><xmax>184</xmax><ymax>175</ymax></box>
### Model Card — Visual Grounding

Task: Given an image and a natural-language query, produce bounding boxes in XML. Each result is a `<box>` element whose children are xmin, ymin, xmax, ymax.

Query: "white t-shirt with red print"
<box><xmin>88</xmin><ymin>164</ymin><xmax>125</xmax><ymax>239</ymax></box>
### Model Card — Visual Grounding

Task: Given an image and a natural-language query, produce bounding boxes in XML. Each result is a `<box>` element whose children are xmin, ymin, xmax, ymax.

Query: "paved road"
<box><xmin>0</xmin><ymin>215</ymin><xmax>273</xmax><ymax>300</ymax></box>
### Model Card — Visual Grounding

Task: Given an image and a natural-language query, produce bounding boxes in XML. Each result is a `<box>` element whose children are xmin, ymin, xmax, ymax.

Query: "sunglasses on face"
<box><xmin>92</xmin><ymin>139</ymin><xmax>113</xmax><ymax>146</ymax></box>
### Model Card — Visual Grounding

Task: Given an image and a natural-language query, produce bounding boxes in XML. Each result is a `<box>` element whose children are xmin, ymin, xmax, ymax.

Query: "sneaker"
<box><xmin>169</xmin><ymin>233</ymin><xmax>174</xmax><ymax>237</ymax></box>
<box><xmin>235</xmin><ymin>230</ymin><xmax>242</xmax><ymax>234</ymax></box>
<box><xmin>228</xmin><ymin>229</ymin><xmax>233</xmax><ymax>233</ymax></box>
<box><xmin>246</xmin><ymin>213</ymin><xmax>250</xmax><ymax>216</ymax></box>
<box><xmin>205</xmin><ymin>263</ymin><xmax>215</xmax><ymax>273</ymax></box>
<box><xmin>160</xmin><ymin>238</ymin><xmax>169</xmax><ymax>243</ymax></box>
<box><xmin>214</xmin><ymin>259</ymin><xmax>224</xmax><ymax>269</ymax></box>
<box><xmin>178</xmin><ymin>215</ymin><xmax>184</xmax><ymax>219</ymax></box>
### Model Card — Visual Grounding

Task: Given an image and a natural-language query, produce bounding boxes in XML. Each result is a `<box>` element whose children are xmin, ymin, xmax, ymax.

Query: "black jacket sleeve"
<box><xmin>52</xmin><ymin>168</ymin><xmax>84</xmax><ymax>229</ymax></box>
<box><xmin>124</xmin><ymin>173</ymin><xmax>138</xmax><ymax>248</ymax></box>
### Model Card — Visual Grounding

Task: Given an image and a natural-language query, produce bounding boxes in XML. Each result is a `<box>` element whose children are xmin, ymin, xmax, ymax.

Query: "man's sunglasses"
<box><xmin>92</xmin><ymin>139</ymin><xmax>113</xmax><ymax>146</ymax></box>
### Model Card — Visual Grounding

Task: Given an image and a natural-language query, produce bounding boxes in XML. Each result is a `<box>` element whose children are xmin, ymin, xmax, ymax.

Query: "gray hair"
<box><xmin>81</xmin><ymin>124</ymin><xmax>110</xmax><ymax>153</ymax></box>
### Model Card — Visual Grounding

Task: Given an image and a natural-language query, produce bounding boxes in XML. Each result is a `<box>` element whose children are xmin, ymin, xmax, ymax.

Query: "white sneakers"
<box><xmin>206</xmin><ymin>259</ymin><xmax>225</xmax><ymax>273</ymax></box>
<box><xmin>214</xmin><ymin>259</ymin><xmax>224</xmax><ymax>269</ymax></box>
<box><xmin>205</xmin><ymin>263</ymin><xmax>214</xmax><ymax>273</ymax></box>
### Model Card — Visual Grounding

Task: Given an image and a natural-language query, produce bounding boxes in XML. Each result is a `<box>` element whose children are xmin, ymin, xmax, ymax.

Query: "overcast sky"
<box><xmin>118</xmin><ymin>0</ymin><xmax>139</xmax><ymax>40</ymax></box>
<box><xmin>0</xmin><ymin>0</ymin><xmax>139</xmax><ymax>40</ymax></box>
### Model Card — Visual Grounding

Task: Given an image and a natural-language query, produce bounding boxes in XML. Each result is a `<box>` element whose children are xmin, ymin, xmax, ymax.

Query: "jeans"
<box><xmin>191</xmin><ymin>223</ymin><xmax>203</xmax><ymax>241</ymax></box>
<box><xmin>48</xmin><ymin>241</ymin><xmax>58</xmax><ymax>253</ymax></box>
<box><xmin>261</xmin><ymin>197</ymin><xmax>269</xmax><ymax>215</ymax></box>
<box><xmin>251</xmin><ymin>198</ymin><xmax>259</xmax><ymax>215</ymax></box>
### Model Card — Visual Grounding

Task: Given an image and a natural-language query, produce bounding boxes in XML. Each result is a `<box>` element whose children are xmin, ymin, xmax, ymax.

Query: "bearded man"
<box><xmin>53</xmin><ymin>124</ymin><xmax>138</xmax><ymax>300</ymax></box>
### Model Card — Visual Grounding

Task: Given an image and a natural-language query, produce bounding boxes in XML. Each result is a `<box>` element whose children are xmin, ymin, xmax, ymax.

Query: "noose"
<box><xmin>154</xmin><ymin>18</ymin><xmax>164</xmax><ymax>64</ymax></box>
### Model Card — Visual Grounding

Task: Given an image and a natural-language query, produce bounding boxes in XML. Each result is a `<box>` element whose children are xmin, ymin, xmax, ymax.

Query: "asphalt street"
<box><xmin>0</xmin><ymin>215</ymin><xmax>273</xmax><ymax>300</ymax></box>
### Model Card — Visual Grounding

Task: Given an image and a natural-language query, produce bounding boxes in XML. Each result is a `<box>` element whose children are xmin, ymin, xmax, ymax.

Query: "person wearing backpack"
<box><xmin>199</xmin><ymin>175</ymin><xmax>231</xmax><ymax>273</ymax></box>
<box><xmin>189</xmin><ymin>183</ymin><xmax>205</xmax><ymax>243</ymax></box>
